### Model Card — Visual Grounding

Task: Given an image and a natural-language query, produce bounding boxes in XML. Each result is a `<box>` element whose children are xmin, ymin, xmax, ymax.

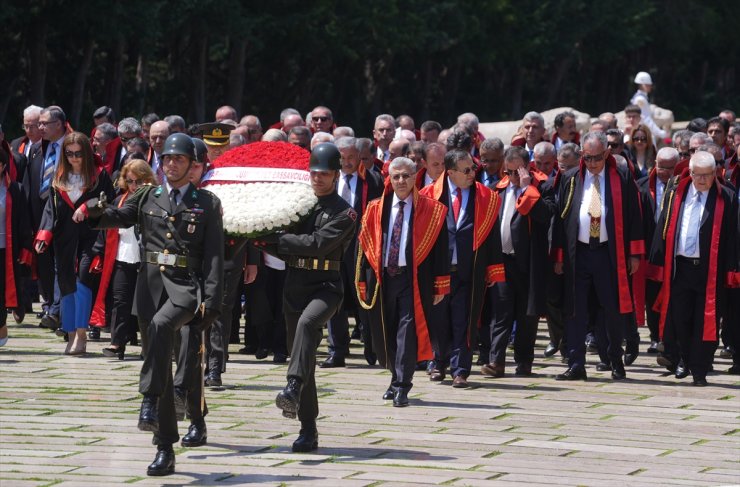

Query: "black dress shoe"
<box><xmin>320</xmin><ymin>355</ymin><xmax>346</xmax><ymax>368</ymax></box>
<box><xmin>12</xmin><ymin>308</ymin><xmax>25</xmax><ymax>324</ymax></box>
<box><xmin>102</xmin><ymin>345</ymin><xmax>125</xmax><ymax>360</ymax></box>
<box><xmin>36</xmin><ymin>311</ymin><xmax>46</xmax><ymax>319</ymax></box>
<box><xmin>611</xmin><ymin>361</ymin><xmax>626</xmax><ymax>380</ymax></box>
<box><xmin>40</xmin><ymin>313</ymin><xmax>60</xmax><ymax>331</ymax></box>
<box><xmin>382</xmin><ymin>386</ymin><xmax>395</xmax><ymax>400</ymax></box>
<box><xmin>514</xmin><ymin>363</ymin><xmax>532</xmax><ymax>377</ymax></box>
<box><xmin>675</xmin><ymin>361</ymin><xmax>689</xmax><ymax>379</ymax></box>
<box><xmin>364</xmin><ymin>347</ymin><xmax>377</xmax><ymax>366</ymax></box>
<box><xmin>555</xmin><ymin>366</ymin><xmax>587</xmax><ymax>381</ymax></box>
<box><xmin>595</xmin><ymin>362</ymin><xmax>612</xmax><ymax>371</ymax></box>
<box><xmin>273</xmin><ymin>352</ymin><xmax>288</xmax><ymax>364</ymax></box>
<box><xmin>656</xmin><ymin>355</ymin><xmax>677</xmax><ymax>373</ymax></box>
<box><xmin>239</xmin><ymin>344</ymin><xmax>258</xmax><ymax>355</ymax></box>
<box><xmin>147</xmin><ymin>446</ymin><xmax>175</xmax><ymax>476</ymax></box>
<box><xmin>181</xmin><ymin>421</ymin><xmax>207</xmax><ymax>447</ymax></box>
<box><xmin>647</xmin><ymin>341</ymin><xmax>659</xmax><ymax>354</ymax></box>
<box><xmin>692</xmin><ymin>377</ymin><xmax>708</xmax><ymax>387</ymax></box>
<box><xmin>586</xmin><ymin>338</ymin><xmax>598</xmax><ymax>354</ymax></box>
<box><xmin>205</xmin><ymin>369</ymin><xmax>222</xmax><ymax>387</ymax></box>
<box><xmin>255</xmin><ymin>348</ymin><xmax>269</xmax><ymax>360</ymax></box>
<box><xmin>87</xmin><ymin>327</ymin><xmax>101</xmax><ymax>341</ymax></box>
<box><xmin>138</xmin><ymin>395</ymin><xmax>159</xmax><ymax>432</ymax></box>
<box><xmin>276</xmin><ymin>377</ymin><xmax>303</xmax><ymax>418</ymax></box>
<box><xmin>624</xmin><ymin>351</ymin><xmax>638</xmax><ymax>366</ymax></box>
<box><xmin>393</xmin><ymin>387</ymin><xmax>410</xmax><ymax>407</ymax></box>
<box><xmin>728</xmin><ymin>364</ymin><xmax>740</xmax><ymax>375</ymax></box>
<box><xmin>174</xmin><ymin>387</ymin><xmax>187</xmax><ymax>421</ymax></box>
<box><xmin>292</xmin><ymin>423</ymin><xmax>318</xmax><ymax>452</ymax></box>
<box><xmin>543</xmin><ymin>342</ymin><xmax>558</xmax><ymax>357</ymax></box>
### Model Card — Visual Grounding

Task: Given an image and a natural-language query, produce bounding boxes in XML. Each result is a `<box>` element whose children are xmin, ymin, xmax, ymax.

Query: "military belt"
<box><xmin>286</xmin><ymin>256</ymin><xmax>341</xmax><ymax>271</ymax></box>
<box><xmin>146</xmin><ymin>251</ymin><xmax>201</xmax><ymax>269</ymax></box>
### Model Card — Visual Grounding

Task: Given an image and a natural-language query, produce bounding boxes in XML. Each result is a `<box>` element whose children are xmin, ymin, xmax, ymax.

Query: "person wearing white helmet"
<box><xmin>630</xmin><ymin>71</ymin><xmax>667</xmax><ymax>141</ymax></box>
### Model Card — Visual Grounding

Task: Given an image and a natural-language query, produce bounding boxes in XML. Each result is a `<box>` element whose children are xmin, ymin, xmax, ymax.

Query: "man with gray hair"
<box><xmin>310</xmin><ymin>132</ymin><xmax>334</xmax><ymax>150</ymax></box>
<box><xmin>512</xmin><ymin>111</ymin><xmax>546</xmax><ymax>160</ymax></box>
<box><xmin>309</xmin><ymin>106</ymin><xmax>334</xmax><ymax>133</ymax></box>
<box><xmin>533</xmin><ymin>141</ymin><xmax>557</xmax><ymax>177</ymax></box>
<box><xmin>650</xmin><ymin>151</ymin><xmax>737</xmax><ymax>384</ymax></box>
<box><xmin>374</xmin><ymin>114</ymin><xmax>396</xmax><ymax>161</ymax></box>
<box><xmin>12</xmin><ymin>105</ymin><xmax>43</xmax><ymax>159</ymax></box>
<box><xmin>261</xmin><ymin>128</ymin><xmax>288</xmax><ymax>142</ymax></box>
<box><xmin>356</xmin><ymin>156</ymin><xmax>449</xmax><ymax>406</ymax></box>
<box><xmin>240</xmin><ymin>115</ymin><xmax>263</xmax><ymax>143</ymax></box>
<box><xmin>282</xmin><ymin>114</ymin><xmax>304</xmax><ymax>133</ymax></box>
<box><xmin>92</xmin><ymin>122</ymin><xmax>120</xmax><ymax>174</ymax></box>
<box><xmin>164</xmin><ymin>115</ymin><xmax>186</xmax><ymax>133</ymax></box>
<box><xmin>323</xmin><ymin>136</ymin><xmax>383</xmax><ymax>368</ymax></box>
<box><xmin>288</xmin><ymin>126</ymin><xmax>311</xmax><ymax>150</ymax></box>
<box><xmin>333</xmin><ymin>126</ymin><xmax>354</xmax><ymax>138</ymax></box>
<box><xmin>553</xmin><ymin>131</ymin><xmax>643</xmax><ymax>381</ymax></box>
<box><xmin>672</xmin><ymin>129</ymin><xmax>694</xmax><ymax>161</ymax></box>
<box><xmin>215</xmin><ymin>105</ymin><xmax>238</xmax><ymax>123</ymax></box>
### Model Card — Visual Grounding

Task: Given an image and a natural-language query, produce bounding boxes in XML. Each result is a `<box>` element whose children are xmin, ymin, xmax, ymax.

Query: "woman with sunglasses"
<box><xmin>90</xmin><ymin>159</ymin><xmax>156</xmax><ymax>359</ymax></box>
<box><xmin>627</xmin><ymin>124</ymin><xmax>657</xmax><ymax>180</ymax></box>
<box><xmin>34</xmin><ymin>132</ymin><xmax>114</xmax><ymax>355</ymax></box>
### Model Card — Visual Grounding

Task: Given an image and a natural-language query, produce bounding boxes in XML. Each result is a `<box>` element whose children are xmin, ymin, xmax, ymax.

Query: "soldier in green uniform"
<box><xmin>79</xmin><ymin>133</ymin><xmax>224</xmax><ymax>476</ymax></box>
<box><xmin>253</xmin><ymin>143</ymin><xmax>357</xmax><ymax>453</ymax></box>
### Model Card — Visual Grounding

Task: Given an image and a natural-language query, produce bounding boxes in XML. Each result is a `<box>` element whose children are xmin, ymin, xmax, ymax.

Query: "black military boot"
<box><xmin>292</xmin><ymin>420</ymin><xmax>318</xmax><ymax>453</ymax></box>
<box><xmin>138</xmin><ymin>394</ymin><xmax>159</xmax><ymax>432</ymax></box>
<box><xmin>204</xmin><ymin>365</ymin><xmax>222</xmax><ymax>387</ymax></box>
<box><xmin>181</xmin><ymin>419</ymin><xmax>207</xmax><ymax>447</ymax></box>
<box><xmin>147</xmin><ymin>444</ymin><xmax>175</xmax><ymax>476</ymax></box>
<box><xmin>276</xmin><ymin>377</ymin><xmax>303</xmax><ymax>419</ymax></box>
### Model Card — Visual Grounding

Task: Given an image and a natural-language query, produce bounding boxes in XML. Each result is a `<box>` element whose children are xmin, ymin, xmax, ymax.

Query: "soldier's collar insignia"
<box><xmin>155</xmin><ymin>188</ymin><xmax>163</xmax><ymax>196</ymax></box>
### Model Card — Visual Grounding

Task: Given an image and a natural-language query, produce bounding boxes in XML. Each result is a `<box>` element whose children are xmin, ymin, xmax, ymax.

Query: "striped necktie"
<box><xmin>39</xmin><ymin>142</ymin><xmax>58</xmax><ymax>199</ymax></box>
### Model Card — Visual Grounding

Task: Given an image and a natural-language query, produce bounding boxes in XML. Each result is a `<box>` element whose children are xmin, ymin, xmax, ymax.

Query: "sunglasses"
<box><xmin>125</xmin><ymin>178</ymin><xmax>143</xmax><ymax>185</ymax></box>
<box><xmin>312</xmin><ymin>116</ymin><xmax>330</xmax><ymax>122</ymax></box>
<box><xmin>607</xmin><ymin>142</ymin><xmax>622</xmax><ymax>149</ymax></box>
<box><xmin>65</xmin><ymin>150</ymin><xmax>84</xmax><ymax>158</ymax></box>
<box><xmin>452</xmin><ymin>166</ymin><xmax>476</xmax><ymax>175</ymax></box>
<box><xmin>632</xmin><ymin>137</ymin><xmax>647</xmax><ymax>142</ymax></box>
<box><xmin>678</xmin><ymin>151</ymin><xmax>691</xmax><ymax>159</ymax></box>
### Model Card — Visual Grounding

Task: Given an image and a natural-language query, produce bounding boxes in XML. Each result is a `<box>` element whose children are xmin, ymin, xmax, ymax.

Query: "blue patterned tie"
<box><xmin>684</xmin><ymin>192</ymin><xmax>702</xmax><ymax>256</ymax></box>
<box><xmin>387</xmin><ymin>201</ymin><xmax>405</xmax><ymax>276</ymax></box>
<box><xmin>39</xmin><ymin>142</ymin><xmax>58</xmax><ymax>199</ymax></box>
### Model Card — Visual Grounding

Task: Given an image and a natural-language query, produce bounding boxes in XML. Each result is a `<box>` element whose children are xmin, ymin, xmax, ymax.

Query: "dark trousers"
<box><xmin>727</xmin><ymin>289</ymin><xmax>740</xmax><ymax>366</ymax></box>
<box><xmin>206</xmin><ymin>266</ymin><xmax>243</xmax><ymax>373</ymax></box>
<box><xmin>326</xmin><ymin>260</ymin><xmax>354</xmax><ymax>359</ymax></box>
<box><xmin>478</xmin><ymin>289</ymin><xmax>493</xmax><ymax>361</ymax></box>
<box><xmin>383</xmin><ymin>268</ymin><xmax>417</xmax><ymax>388</ymax></box>
<box><xmin>285</xmin><ymin>289</ymin><xmax>342</xmax><ymax>423</ymax></box>
<box><xmin>645</xmin><ymin>279</ymin><xmax>661</xmax><ymax>342</ymax></box>
<box><xmin>669</xmin><ymin>258</ymin><xmax>718</xmax><ymax>379</ymax></box>
<box><xmin>109</xmin><ymin>261</ymin><xmax>139</xmax><ymax>347</ymax></box>
<box><xmin>247</xmin><ymin>266</ymin><xmax>288</xmax><ymax>355</ymax></box>
<box><xmin>0</xmin><ymin>249</ymin><xmax>6</xmax><ymax>327</ymax></box>
<box><xmin>490</xmin><ymin>256</ymin><xmax>539</xmax><ymax>366</ymax></box>
<box><xmin>566</xmin><ymin>244</ymin><xmax>624</xmax><ymax>368</ymax></box>
<box><xmin>138</xmin><ymin>299</ymin><xmax>196</xmax><ymax>446</ymax></box>
<box><xmin>37</xmin><ymin>248</ymin><xmax>60</xmax><ymax>316</ymax></box>
<box><xmin>545</xmin><ymin>268</ymin><xmax>566</xmax><ymax>352</ymax></box>
<box><xmin>174</xmin><ymin>322</ymin><xmax>207</xmax><ymax>421</ymax></box>
<box><xmin>446</xmin><ymin>273</ymin><xmax>472</xmax><ymax>378</ymax></box>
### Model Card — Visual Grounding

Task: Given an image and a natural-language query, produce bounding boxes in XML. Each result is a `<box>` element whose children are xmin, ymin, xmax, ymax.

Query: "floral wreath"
<box><xmin>202</xmin><ymin>141</ymin><xmax>316</xmax><ymax>237</ymax></box>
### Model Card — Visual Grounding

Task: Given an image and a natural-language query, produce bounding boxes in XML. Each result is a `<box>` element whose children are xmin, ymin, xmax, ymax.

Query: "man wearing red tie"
<box><xmin>421</xmin><ymin>150</ymin><xmax>505</xmax><ymax>388</ymax></box>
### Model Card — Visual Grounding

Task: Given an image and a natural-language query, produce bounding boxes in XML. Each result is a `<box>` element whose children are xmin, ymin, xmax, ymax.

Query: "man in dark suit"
<box><xmin>650</xmin><ymin>151</ymin><xmax>738</xmax><ymax>386</ymax></box>
<box><xmin>420</xmin><ymin>150</ymin><xmax>505</xmax><ymax>388</ymax></box>
<box><xmin>323</xmin><ymin>137</ymin><xmax>383</xmax><ymax>367</ymax></box>
<box><xmin>357</xmin><ymin>157</ymin><xmax>449</xmax><ymax>406</ymax></box>
<box><xmin>483</xmin><ymin>146</ymin><xmax>554</xmax><ymax>377</ymax></box>
<box><xmin>11</xmin><ymin>105</ymin><xmax>44</xmax><ymax>182</ymax></box>
<box><xmin>553</xmin><ymin>131</ymin><xmax>644</xmax><ymax>381</ymax></box>
<box><xmin>82</xmin><ymin>133</ymin><xmax>224</xmax><ymax>476</ymax></box>
<box><xmin>23</xmin><ymin>106</ymin><xmax>68</xmax><ymax>329</ymax></box>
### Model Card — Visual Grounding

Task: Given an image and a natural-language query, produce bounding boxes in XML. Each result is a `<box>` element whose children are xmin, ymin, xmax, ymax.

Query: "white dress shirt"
<box><xmin>424</xmin><ymin>173</ymin><xmax>434</xmax><ymax>187</ymax></box>
<box><xmin>383</xmin><ymin>193</ymin><xmax>413</xmax><ymax>268</ymax></box>
<box><xmin>676</xmin><ymin>184</ymin><xmax>708</xmax><ymax>258</ymax></box>
<box><xmin>654</xmin><ymin>179</ymin><xmax>665</xmax><ymax>222</ymax></box>
<box><xmin>577</xmin><ymin>168</ymin><xmax>608</xmax><ymax>244</ymax></box>
<box><xmin>337</xmin><ymin>172</ymin><xmax>357</xmax><ymax>207</ymax></box>
<box><xmin>116</xmin><ymin>226</ymin><xmax>141</xmax><ymax>264</ymax></box>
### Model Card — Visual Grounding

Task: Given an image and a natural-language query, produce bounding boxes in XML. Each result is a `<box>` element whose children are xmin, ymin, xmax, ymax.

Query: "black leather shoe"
<box><xmin>174</xmin><ymin>387</ymin><xmax>187</xmax><ymax>421</ymax></box>
<box><xmin>12</xmin><ymin>308</ymin><xmax>25</xmax><ymax>324</ymax></box>
<box><xmin>586</xmin><ymin>338</ymin><xmax>598</xmax><ymax>354</ymax></box>
<box><xmin>514</xmin><ymin>363</ymin><xmax>532</xmax><ymax>377</ymax></box>
<box><xmin>40</xmin><ymin>313</ymin><xmax>60</xmax><ymax>331</ymax></box>
<box><xmin>292</xmin><ymin>423</ymin><xmax>318</xmax><ymax>452</ymax></box>
<box><xmin>728</xmin><ymin>364</ymin><xmax>740</xmax><ymax>375</ymax></box>
<box><xmin>147</xmin><ymin>446</ymin><xmax>175</xmax><ymax>476</ymax></box>
<box><xmin>87</xmin><ymin>327</ymin><xmax>101</xmax><ymax>341</ymax></box>
<box><xmin>647</xmin><ymin>341</ymin><xmax>659</xmax><ymax>354</ymax></box>
<box><xmin>364</xmin><ymin>347</ymin><xmax>377</xmax><ymax>366</ymax></box>
<box><xmin>595</xmin><ymin>362</ymin><xmax>612</xmax><ymax>371</ymax></box>
<box><xmin>543</xmin><ymin>342</ymin><xmax>558</xmax><ymax>357</ymax></box>
<box><xmin>276</xmin><ymin>377</ymin><xmax>303</xmax><ymax>418</ymax></box>
<box><xmin>36</xmin><ymin>311</ymin><xmax>46</xmax><ymax>319</ymax></box>
<box><xmin>205</xmin><ymin>369</ymin><xmax>222</xmax><ymax>387</ymax></box>
<box><xmin>181</xmin><ymin>421</ymin><xmax>207</xmax><ymax>447</ymax></box>
<box><xmin>555</xmin><ymin>366</ymin><xmax>587</xmax><ymax>381</ymax></box>
<box><xmin>675</xmin><ymin>361</ymin><xmax>689</xmax><ymax>379</ymax></box>
<box><xmin>238</xmin><ymin>345</ymin><xmax>257</xmax><ymax>355</ymax></box>
<box><xmin>273</xmin><ymin>352</ymin><xmax>288</xmax><ymax>364</ymax></box>
<box><xmin>320</xmin><ymin>355</ymin><xmax>346</xmax><ymax>368</ymax></box>
<box><xmin>393</xmin><ymin>387</ymin><xmax>410</xmax><ymax>407</ymax></box>
<box><xmin>255</xmin><ymin>348</ymin><xmax>269</xmax><ymax>360</ymax></box>
<box><xmin>138</xmin><ymin>395</ymin><xmax>159</xmax><ymax>432</ymax></box>
<box><xmin>692</xmin><ymin>377</ymin><xmax>708</xmax><ymax>387</ymax></box>
<box><xmin>719</xmin><ymin>346</ymin><xmax>734</xmax><ymax>359</ymax></box>
<box><xmin>611</xmin><ymin>361</ymin><xmax>626</xmax><ymax>380</ymax></box>
<box><xmin>416</xmin><ymin>360</ymin><xmax>429</xmax><ymax>371</ymax></box>
<box><xmin>656</xmin><ymin>355</ymin><xmax>677</xmax><ymax>373</ymax></box>
<box><xmin>429</xmin><ymin>368</ymin><xmax>446</xmax><ymax>381</ymax></box>
<box><xmin>382</xmin><ymin>386</ymin><xmax>395</xmax><ymax>400</ymax></box>
<box><xmin>624</xmin><ymin>351</ymin><xmax>638</xmax><ymax>366</ymax></box>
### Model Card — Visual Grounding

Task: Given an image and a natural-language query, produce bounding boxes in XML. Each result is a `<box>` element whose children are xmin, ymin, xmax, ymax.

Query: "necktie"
<box><xmin>341</xmin><ymin>174</ymin><xmax>352</xmax><ymax>205</ymax></box>
<box><xmin>501</xmin><ymin>186</ymin><xmax>517</xmax><ymax>254</ymax></box>
<box><xmin>684</xmin><ymin>192</ymin><xmax>702</xmax><ymax>256</ymax></box>
<box><xmin>452</xmin><ymin>187</ymin><xmax>462</xmax><ymax>224</ymax></box>
<box><xmin>387</xmin><ymin>201</ymin><xmax>406</xmax><ymax>276</ymax></box>
<box><xmin>528</xmin><ymin>149</ymin><xmax>534</xmax><ymax>161</ymax></box>
<box><xmin>170</xmin><ymin>188</ymin><xmax>180</xmax><ymax>211</ymax></box>
<box><xmin>39</xmin><ymin>142</ymin><xmax>58</xmax><ymax>199</ymax></box>
<box><xmin>155</xmin><ymin>155</ymin><xmax>165</xmax><ymax>184</ymax></box>
<box><xmin>588</xmin><ymin>174</ymin><xmax>602</xmax><ymax>242</ymax></box>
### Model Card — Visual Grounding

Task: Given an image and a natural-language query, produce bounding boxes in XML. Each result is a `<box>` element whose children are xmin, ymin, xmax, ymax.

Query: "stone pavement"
<box><xmin>1</xmin><ymin>311</ymin><xmax>739</xmax><ymax>486</ymax></box>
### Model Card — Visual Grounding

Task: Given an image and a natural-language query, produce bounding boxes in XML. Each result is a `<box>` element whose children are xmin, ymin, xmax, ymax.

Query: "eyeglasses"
<box><xmin>582</xmin><ymin>152</ymin><xmax>606</xmax><ymax>163</ymax></box>
<box><xmin>632</xmin><ymin>137</ymin><xmax>647</xmax><ymax>143</ymax></box>
<box><xmin>125</xmin><ymin>178</ymin><xmax>143</xmax><ymax>185</ymax></box>
<box><xmin>65</xmin><ymin>150</ymin><xmax>84</xmax><ymax>158</ymax></box>
<box><xmin>678</xmin><ymin>151</ymin><xmax>691</xmax><ymax>159</ymax></box>
<box><xmin>452</xmin><ymin>165</ymin><xmax>477</xmax><ymax>175</ymax></box>
<box><xmin>120</xmin><ymin>135</ymin><xmax>136</xmax><ymax>143</ymax></box>
<box><xmin>690</xmin><ymin>171</ymin><xmax>714</xmax><ymax>180</ymax></box>
<box><xmin>23</xmin><ymin>123</ymin><xmax>39</xmax><ymax>130</ymax></box>
<box><xmin>607</xmin><ymin>142</ymin><xmax>622</xmax><ymax>149</ymax></box>
<box><xmin>391</xmin><ymin>173</ymin><xmax>413</xmax><ymax>181</ymax></box>
<box><xmin>312</xmin><ymin>116</ymin><xmax>330</xmax><ymax>122</ymax></box>
<box><xmin>38</xmin><ymin>119</ymin><xmax>60</xmax><ymax>127</ymax></box>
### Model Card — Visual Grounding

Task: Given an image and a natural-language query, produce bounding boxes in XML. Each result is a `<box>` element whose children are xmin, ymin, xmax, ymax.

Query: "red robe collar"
<box><xmin>657</xmin><ymin>177</ymin><xmax>725</xmax><ymax>341</ymax></box>
<box><xmin>3</xmin><ymin>174</ymin><xmax>17</xmax><ymax>307</ymax></box>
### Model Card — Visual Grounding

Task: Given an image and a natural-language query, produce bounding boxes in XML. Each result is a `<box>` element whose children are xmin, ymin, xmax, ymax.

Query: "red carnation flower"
<box><xmin>213</xmin><ymin>141</ymin><xmax>310</xmax><ymax>170</ymax></box>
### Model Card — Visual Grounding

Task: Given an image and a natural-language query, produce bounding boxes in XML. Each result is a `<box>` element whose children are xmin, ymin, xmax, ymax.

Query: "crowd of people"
<box><xmin>0</xmin><ymin>71</ymin><xmax>738</xmax><ymax>476</ymax></box>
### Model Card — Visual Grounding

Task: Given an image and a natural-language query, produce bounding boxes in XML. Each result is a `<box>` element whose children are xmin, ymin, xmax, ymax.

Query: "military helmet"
<box><xmin>161</xmin><ymin>133</ymin><xmax>196</xmax><ymax>159</ymax></box>
<box><xmin>309</xmin><ymin>143</ymin><xmax>341</xmax><ymax>171</ymax></box>
<box><xmin>191</xmin><ymin>137</ymin><xmax>209</xmax><ymax>164</ymax></box>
